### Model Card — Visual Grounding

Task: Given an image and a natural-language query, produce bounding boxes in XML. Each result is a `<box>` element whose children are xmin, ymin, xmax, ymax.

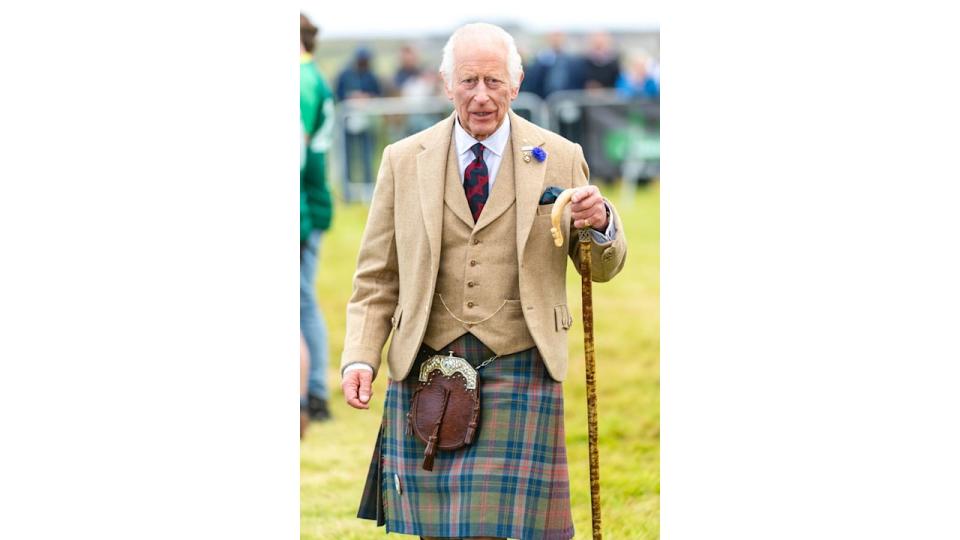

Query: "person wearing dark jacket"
<box><xmin>520</xmin><ymin>31</ymin><xmax>584</xmax><ymax>98</ymax></box>
<box><xmin>336</xmin><ymin>47</ymin><xmax>383</xmax><ymax>201</ymax></box>
<box><xmin>583</xmin><ymin>31</ymin><xmax>621</xmax><ymax>90</ymax></box>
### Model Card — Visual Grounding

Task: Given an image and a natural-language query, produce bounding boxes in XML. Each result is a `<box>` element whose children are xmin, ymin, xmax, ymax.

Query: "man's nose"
<box><xmin>473</xmin><ymin>86</ymin><xmax>490</xmax><ymax>103</ymax></box>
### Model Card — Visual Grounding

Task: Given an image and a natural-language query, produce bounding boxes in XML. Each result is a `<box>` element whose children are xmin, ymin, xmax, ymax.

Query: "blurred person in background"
<box><xmin>390</xmin><ymin>44</ymin><xmax>441</xmax><ymax>136</ymax></box>
<box><xmin>341</xmin><ymin>22</ymin><xmax>627</xmax><ymax>540</ymax></box>
<box><xmin>582</xmin><ymin>31</ymin><xmax>621</xmax><ymax>90</ymax></box>
<box><xmin>336</xmin><ymin>46</ymin><xmax>383</xmax><ymax>201</ymax></box>
<box><xmin>300</xmin><ymin>13</ymin><xmax>336</xmax><ymax>422</ymax></box>
<box><xmin>399</xmin><ymin>69</ymin><xmax>443</xmax><ymax>135</ymax></box>
<box><xmin>392</xmin><ymin>44</ymin><xmax>422</xmax><ymax>93</ymax></box>
<box><xmin>615</xmin><ymin>51</ymin><xmax>660</xmax><ymax>100</ymax></box>
<box><xmin>336</xmin><ymin>46</ymin><xmax>383</xmax><ymax>101</ymax></box>
<box><xmin>521</xmin><ymin>31</ymin><xmax>585</xmax><ymax>98</ymax></box>
<box><xmin>523</xmin><ymin>31</ymin><xmax>586</xmax><ymax>144</ymax></box>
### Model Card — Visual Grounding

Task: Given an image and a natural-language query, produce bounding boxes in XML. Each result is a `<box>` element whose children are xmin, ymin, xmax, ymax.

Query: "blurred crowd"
<box><xmin>323</xmin><ymin>30</ymin><xmax>659</xmax><ymax>200</ymax></box>
<box><xmin>523</xmin><ymin>31</ymin><xmax>660</xmax><ymax>100</ymax></box>
<box><xmin>328</xmin><ymin>30</ymin><xmax>659</xmax><ymax>104</ymax></box>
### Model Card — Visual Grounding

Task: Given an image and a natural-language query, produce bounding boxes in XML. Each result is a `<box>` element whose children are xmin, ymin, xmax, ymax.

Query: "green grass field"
<box><xmin>301</xmin><ymin>184</ymin><xmax>659</xmax><ymax>539</ymax></box>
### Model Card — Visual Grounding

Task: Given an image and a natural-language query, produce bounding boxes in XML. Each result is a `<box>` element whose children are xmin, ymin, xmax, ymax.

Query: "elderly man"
<box><xmin>341</xmin><ymin>23</ymin><xmax>627</xmax><ymax>540</ymax></box>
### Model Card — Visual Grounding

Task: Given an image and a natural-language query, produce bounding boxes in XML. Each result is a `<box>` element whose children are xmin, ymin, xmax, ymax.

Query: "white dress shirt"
<box><xmin>453</xmin><ymin>113</ymin><xmax>511</xmax><ymax>188</ymax></box>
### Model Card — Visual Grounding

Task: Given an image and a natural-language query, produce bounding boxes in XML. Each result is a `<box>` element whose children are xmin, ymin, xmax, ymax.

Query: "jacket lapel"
<box><xmin>416</xmin><ymin>114</ymin><xmax>456</xmax><ymax>270</ymax></box>
<box><xmin>511</xmin><ymin>111</ymin><xmax>547</xmax><ymax>260</ymax></box>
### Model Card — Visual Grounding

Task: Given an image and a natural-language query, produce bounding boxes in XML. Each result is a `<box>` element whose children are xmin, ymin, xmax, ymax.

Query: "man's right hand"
<box><xmin>341</xmin><ymin>369</ymin><xmax>374</xmax><ymax>409</ymax></box>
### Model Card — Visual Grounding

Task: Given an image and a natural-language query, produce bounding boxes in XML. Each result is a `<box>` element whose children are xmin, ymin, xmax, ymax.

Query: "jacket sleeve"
<box><xmin>568</xmin><ymin>143</ymin><xmax>628</xmax><ymax>282</ymax></box>
<box><xmin>340</xmin><ymin>144</ymin><xmax>400</xmax><ymax>378</ymax></box>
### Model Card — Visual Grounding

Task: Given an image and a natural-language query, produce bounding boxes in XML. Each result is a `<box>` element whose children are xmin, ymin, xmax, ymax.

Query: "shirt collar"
<box><xmin>454</xmin><ymin>113</ymin><xmax>511</xmax><ymax>159</ymax></box>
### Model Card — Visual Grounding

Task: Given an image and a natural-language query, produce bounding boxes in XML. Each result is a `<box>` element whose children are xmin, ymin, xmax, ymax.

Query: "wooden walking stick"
<box><xmin>551</xmin><ymin>189</ymin><xmax>602</xmax><ymax>540</ymax></box>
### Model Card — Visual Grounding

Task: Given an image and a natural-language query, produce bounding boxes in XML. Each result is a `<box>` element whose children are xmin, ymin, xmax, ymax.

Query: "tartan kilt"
<box><xmin>357</xmin><ymin>333</ymin><xmax>574</xmax><ymax>540</ymax></box>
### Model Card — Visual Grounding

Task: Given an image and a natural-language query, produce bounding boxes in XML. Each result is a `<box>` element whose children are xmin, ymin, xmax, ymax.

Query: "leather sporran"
<box><xmin>407</xmin><ymin>352</ymin><xmax>481</xmax><ymax>471</ymax></box>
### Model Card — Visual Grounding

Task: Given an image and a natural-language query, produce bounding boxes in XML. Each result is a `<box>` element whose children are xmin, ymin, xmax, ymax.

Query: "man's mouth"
<box><xmin>471</xmin><ymin>111</ymin><xmax>493</xmax><ymax>119</ymax></box>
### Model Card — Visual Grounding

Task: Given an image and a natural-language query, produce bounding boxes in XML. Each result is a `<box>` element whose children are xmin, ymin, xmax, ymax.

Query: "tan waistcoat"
<box><xmin>422</xmin><ymin>134</ymin><xmax>536</xmax><ymax>355</ymax></box>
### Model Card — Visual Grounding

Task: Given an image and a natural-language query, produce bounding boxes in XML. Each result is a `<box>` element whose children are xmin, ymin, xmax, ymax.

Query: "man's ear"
<box><xmin>442</xmin><ymin>76</ymin><xmax>454</xmax><ymax>100</ymax></box>
<box><xmin>511</xmin><ymin>72</ymin><xmax>525</xmax><ymax>99</ymax></box>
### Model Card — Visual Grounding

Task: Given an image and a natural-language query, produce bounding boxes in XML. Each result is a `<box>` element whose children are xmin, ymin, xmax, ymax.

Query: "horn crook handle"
<box><xmin>549</xmin><ymin>188</ymin><xmax>578</xmax><ymax>247</ymax></box>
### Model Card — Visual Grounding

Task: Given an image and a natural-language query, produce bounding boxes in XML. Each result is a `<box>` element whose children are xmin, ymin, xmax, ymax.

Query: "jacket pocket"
<box><xmin>536</xmin><ymin>202</ymin><xmax>556</xmax><ymax>216</ymax></box>
<box><xmin>391</xmin><ymin>304</ymin><xmax>403</xmax><ymax>330</ymax></box>
<box><xmin>554</xmin><ymin>304</ymin><xmax>573</xmax><ymax>331</ymax></box>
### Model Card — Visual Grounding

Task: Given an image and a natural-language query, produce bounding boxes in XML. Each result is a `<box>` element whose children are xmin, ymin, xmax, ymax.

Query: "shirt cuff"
<box><xmin>342</xmin><ymin>362</ymin><xmax>374</xmax><ymax>377</ymax></box>
<box><xmin>588</xmin><ymin>202</ymin><xmax>618</xmax><ymax>243</ymax></box>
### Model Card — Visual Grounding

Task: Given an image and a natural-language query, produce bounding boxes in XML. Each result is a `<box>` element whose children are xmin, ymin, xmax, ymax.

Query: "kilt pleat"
<box><xmin>357</xmin><ymin>333</ymin><xmax>574</xmax><ymax>539</ymax></box>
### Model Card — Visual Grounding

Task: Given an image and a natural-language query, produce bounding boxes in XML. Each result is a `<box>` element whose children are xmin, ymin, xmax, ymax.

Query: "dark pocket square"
<box><xmin>539</xmin><ymin>186</ymin><xmax>563</xmax><ymax>205</ymax></box>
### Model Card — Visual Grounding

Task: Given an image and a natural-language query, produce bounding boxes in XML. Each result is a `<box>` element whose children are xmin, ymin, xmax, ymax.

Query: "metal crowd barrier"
<box><xmin>331</xmin><ymin>90</ymin><xmax>658</xmax><ymax>203</ymax></box>
<box><xmin>545</xmin><ymin>89</ymin><xmax>660</xmax><ymax>197</ymax></box>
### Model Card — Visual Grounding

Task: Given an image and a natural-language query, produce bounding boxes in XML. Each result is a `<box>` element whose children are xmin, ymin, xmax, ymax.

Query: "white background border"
<box><xmin>1</xmin><ymin>2</ymin><xmax>959</xmax><ymax>538</ymax></box>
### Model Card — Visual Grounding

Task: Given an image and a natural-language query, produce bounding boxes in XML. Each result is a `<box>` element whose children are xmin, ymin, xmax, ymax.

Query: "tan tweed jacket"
<box><xmin>341</xmin><ymin>111</ymin><xmax>627</xmax><ymax>382</ymax></box>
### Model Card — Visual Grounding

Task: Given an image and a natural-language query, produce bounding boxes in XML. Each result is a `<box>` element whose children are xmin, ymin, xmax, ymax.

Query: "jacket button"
<box><xmin>473</xmin><ymin>239</ymin><xmax>481</xmax><ymax>245</ymax></box>
<box><xmin>467</xmin><ymin>281</ymin><xmax>475</xmax><ymax>288</ymax></box>
<box><xmin>469</xmin><ymin>260</ymin><xmax>477</xmax><ymax>267</ymax></box>
<box><xmin>467</xmin><ymin>301</ymin><xmax>475</xmax><ymax>308</ymax></box>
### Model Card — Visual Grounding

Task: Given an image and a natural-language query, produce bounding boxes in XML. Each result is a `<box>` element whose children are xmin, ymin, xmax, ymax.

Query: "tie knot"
<box><xmin>470</xmin><ymin>143</ymin><xmax>485</xmax><ymax>160</ymax></box>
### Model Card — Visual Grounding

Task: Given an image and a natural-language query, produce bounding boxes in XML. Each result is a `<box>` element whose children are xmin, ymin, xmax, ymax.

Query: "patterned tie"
<box><xmin>463</xmin><ymin>142</ymin><xmax>489</xmax><ymax>222</ymax></box>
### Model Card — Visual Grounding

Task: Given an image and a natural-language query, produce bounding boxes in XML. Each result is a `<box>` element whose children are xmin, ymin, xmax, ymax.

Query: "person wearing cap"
<box><xmin>341</xmin><ymin>22</ymin><xmax>627</xmax><ymax>540</ymax></box>
<box><xmin>336</xmin><ymin>46</ymin><xmax>383</xmax><ymax>202</ymax></box>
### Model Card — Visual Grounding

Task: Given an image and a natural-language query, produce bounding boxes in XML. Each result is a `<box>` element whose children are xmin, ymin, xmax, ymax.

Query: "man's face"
<box><xmin>444</xmin><ymin>41</ymin><xmax>521</xmax><ymax>141</ymax></box>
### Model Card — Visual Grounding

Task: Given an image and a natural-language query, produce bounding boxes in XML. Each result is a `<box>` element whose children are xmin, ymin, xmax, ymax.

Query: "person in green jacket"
<box><xmin>300</xmin><ymin>13</ymin><xmax>335</xmax><ymax>421</ymax></box>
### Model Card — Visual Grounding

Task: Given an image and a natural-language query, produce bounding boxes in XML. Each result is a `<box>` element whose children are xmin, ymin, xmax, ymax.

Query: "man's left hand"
<box><xmin>570</xmin><ymin>185</ymin><xmax>609</xmax><ymax>231</ymax></box>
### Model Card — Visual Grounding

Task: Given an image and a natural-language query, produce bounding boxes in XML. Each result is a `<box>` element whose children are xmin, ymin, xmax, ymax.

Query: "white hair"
<box><xmin>438</xmin><ymin>23</ymin><xmax>524</xmax><ymax>91</ymax></box>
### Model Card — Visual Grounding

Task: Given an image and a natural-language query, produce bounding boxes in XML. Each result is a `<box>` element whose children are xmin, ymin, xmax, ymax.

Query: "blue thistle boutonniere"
<box><xmin>521</xmin><ymin>145</ymin><xmax>547</xmax><ymax>163</ymax></box>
